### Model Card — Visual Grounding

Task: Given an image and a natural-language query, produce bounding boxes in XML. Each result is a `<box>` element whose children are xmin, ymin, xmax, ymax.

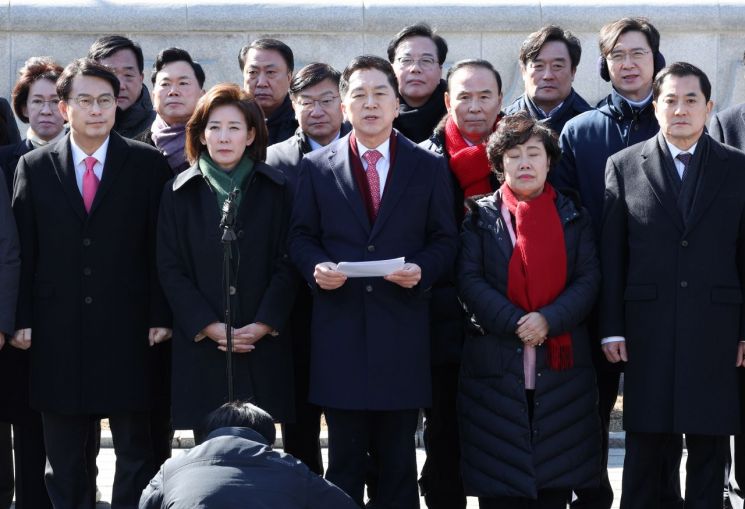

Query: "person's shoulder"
<box><xmin>119</xmin><ymin>133</ymin><xmax>163</xmax><ymax>157</ymax></box>
<box><xmin>608</xmin><ymin>136</ymin><xmax>652</xmax><ymax>167</ymax></box>
<box><xmin>302</xmin><ymin>134</ymin><xmax>346</xmax><ymax>166</ymax></box>
<box><xmin>255</xmin><ymin>160</ymin><xmax>287</xmax><ymax>187</ymax></box>
<box><xmin>399</xmin><ymin>132</ymin><xmax>444</xmax><ymax>163</ymax></box>
<box><xmin>503</xmin><ymin>95</ymin><xmax>527</xmax><ymax>116</ymax></box>
<box><xmin>266</xmin><ymin>135</ymin><xmax>302</xmax><ymax>168</ymax></box>
<box><xmin>712</xmin><ymin>102</ymin><xmax>745</xmax><ymax>127</ymax></box>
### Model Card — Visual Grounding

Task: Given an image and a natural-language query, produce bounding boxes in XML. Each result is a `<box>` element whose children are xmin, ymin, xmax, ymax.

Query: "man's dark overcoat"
<box><xmin>600</xmin><ymin>133</ymin><xmax>745</xmax><ymax>434</ymax></box>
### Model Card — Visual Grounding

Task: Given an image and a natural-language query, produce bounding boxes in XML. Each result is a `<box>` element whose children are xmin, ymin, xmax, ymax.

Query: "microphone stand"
<box><xmin>220</xmin><ymin>190</ymin><xmax>238</xmax><ymax>402</ymax></box>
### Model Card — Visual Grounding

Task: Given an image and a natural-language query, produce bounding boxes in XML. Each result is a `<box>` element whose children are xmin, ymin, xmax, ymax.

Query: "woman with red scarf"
<box><xmin>456</xmin><ymin>113</ymin><xmax>602</xmax><ymax>508</ymax></box>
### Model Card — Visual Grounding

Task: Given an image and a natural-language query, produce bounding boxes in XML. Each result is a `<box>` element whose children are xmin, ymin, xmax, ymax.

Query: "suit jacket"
<box><xmin>710</xmin><ymin>102</ymin><xmax>745</xmax><ymax>151</ymax></box>
<box><xmin>0</xmin><ymin>138</ymin><xmax>34</xmax><ymax>194</ymax></box>
<box><xmin>600</xmin><ymin>132</ymin><xmax>745</xmax><ymax>435</ymax></box>
<box><xmin>13</xmin><ymin>132</ymin><xmax>172</xmax><ymax>414</ymax></box>
<box><xmin>288</xmin><ymin>131</ymin><xmax>458</xmax><ymax>410</ymax></box>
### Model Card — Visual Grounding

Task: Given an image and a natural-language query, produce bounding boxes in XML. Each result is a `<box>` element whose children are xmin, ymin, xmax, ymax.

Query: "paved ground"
<box><xmin>85</xmin><ymin>445</ymin><xmax>687</xmax><ymax>508</ymax></box>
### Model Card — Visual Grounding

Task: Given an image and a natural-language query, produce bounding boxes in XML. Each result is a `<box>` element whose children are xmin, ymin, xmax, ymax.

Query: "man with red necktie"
<box><xmin>289</xmin><ymin>55</ymin><xmax>457</xmax><ymax>509</ymax></box>
<box><xmin>12</xmin><ymin>58</ymin><xmax>172</xmax><ymax>509</ymax></box>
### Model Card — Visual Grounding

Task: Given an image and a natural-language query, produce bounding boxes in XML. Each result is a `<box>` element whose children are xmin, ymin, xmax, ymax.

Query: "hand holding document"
<box><xmin>336</xmin><ymin>257</ymin><xmax>405</xmax><ymax>278</ymax></box>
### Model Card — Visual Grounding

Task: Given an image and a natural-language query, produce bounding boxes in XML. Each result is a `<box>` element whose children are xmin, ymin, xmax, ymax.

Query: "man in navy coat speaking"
<box><xmin>289</xmin><ymin>55</ymin><xmax>457</xmax><ymax>508</ymax></box>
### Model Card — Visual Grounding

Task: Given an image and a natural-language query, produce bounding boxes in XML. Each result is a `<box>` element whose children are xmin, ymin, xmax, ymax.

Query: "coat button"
<box><xmin>82</xmin><ymin>238</ymin><xmax>92</xmax><ymax>247</ymax></box>
<box><xmin>535</xmin><ymin>401</ymin><xmax>540</xmax><ymax>406</ymax></box>
<box><xmin>537</xmin><ymin>372</ymin><xmax>542</xmax><ymax>377</ymax></box>
<box><xmin>83</xmin><ymin>267</ymin><xmax>92</xmax><ymax>276</ymax></box>
<box><xmin>680</xmin><ymin>281</ymin><xmax>688</xmax><ymax>288</ymax></box>
<box><xmin>367</xmin><ymin>245</ymin><xmax>375</xmax><ymax>252</ymax></box>
<box><xmin>517</xmin><ymin>347</ymin><xmax>522</xmax><ymax>353</ymax></box>
<box><xmin>681</xmin><ymin>240</ymin><xmax>688</xmax><ymax>247</ymax></box>
<box><xmin>365</xmin><ymin>285</ymin><xmax>373</xmax><ymax>293</ymax></box>
<box><xmin>229</xmin><ymin>286</ymin><xmax>237</xmax><ymax>295</ymax></box>
<box><xmin>84</xmin><ymin>296</ymin><xmax>93</xmax><ymax>304</ymax></box>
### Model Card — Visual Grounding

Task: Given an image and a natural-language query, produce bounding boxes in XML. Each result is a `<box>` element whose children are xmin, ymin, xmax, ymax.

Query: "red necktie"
<box><xmin>83</xmin><ymin>156</ymin><xmax>99</xmax><ymax>213</ymax></box>
<box><xmin>363</xmin><ymin>149</ymin><xmax>382</xmax><ymax>216</ymax></box>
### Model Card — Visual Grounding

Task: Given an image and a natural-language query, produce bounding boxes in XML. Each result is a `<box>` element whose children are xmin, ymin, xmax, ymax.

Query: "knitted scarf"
<box><xmin>444</xmin><ymin>115</ymin><xmax>493</xmax><ymax>198</ymax></box>
<box><xmin>150</xmin><ymin>115</ymin><xmax>189</xmax><ymax>174</ymax></box>
<box><xmin>502</xmin><ymin>182</ymin><xmax>573</xmax><ymax>371</ymax></box>
<box><xmin>198</xmin><ymin>152</ymin><xmax>254</xmax><ymax>212</ymax></box>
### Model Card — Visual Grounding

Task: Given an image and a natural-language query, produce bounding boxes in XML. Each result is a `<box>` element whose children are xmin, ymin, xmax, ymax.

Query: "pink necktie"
<box><xmin>363</xmin><ymin>149</ymin><xmax>382</xmax><ymax>216</ymax></box>
<box><xmin>82</xmin><ymin>156</ymin><xmax>99</xmax><ymax>213</ymax></box>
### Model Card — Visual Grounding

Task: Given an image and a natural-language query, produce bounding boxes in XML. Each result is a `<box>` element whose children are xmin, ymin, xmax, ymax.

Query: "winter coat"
<box><xmin>115</xmin><ymin>85</ymin><xmax>156</xmax><ymax>139</ymax></box>
<box><xmin>139</xmin><ymin>426</ymin><xmax>358</xmax><ymax>509</ymax></box>
<box><xmin>456</xmin><ymin>189</ymin><xmax>601</xmax><ymax>499</ymax></box>
<box><xmin>504</xmin><ymin>88</ymin><xmax>592</xmax><ymax>137</ymax></box>
<box><xmin>157</xmin><ymin>162</ymin><xmax>297</xmax><ymax>429</ymax></box>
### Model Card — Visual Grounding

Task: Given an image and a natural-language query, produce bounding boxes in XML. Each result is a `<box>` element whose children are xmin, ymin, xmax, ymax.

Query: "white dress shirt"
<box><xmin>308</xmin><ymin>131</ymin><xmax>341</xmax><ymax>152</ymax></box>
<box><xmin>666</xmin><ymin>139</ymin><xmax>698</xmax><ymax>180</ymax></box>
<box><xmin>356</xmin><ymin>138</ymin><xmax>391</xmax><ymax>193</ymax></box>
<box><xmin>70</xmin><ymin>136</ymin><xmax>109</xmax><ymax>194</ymax></box>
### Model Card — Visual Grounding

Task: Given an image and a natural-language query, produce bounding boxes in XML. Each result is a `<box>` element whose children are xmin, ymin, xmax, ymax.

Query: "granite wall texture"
<box><xmin>1</xmin><ymin>0</ymin><xmax>744</xmax><ymax>130</ymax></box>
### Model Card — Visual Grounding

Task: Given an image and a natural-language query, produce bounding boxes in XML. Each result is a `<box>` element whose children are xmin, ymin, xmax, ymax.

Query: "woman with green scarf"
<box><xmin>157</xmin><ymin>83</ymin><xmax>296</xmax><ymax>436</ymax></box>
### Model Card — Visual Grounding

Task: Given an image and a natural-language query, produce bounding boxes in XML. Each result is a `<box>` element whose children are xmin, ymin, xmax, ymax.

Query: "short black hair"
<box><xmin>150</xmin><ymin>47</ymin><xmax>206</xmax><ymax>88</ymax></box>
<box><xmin>289</xmin><ymin>62</ymin><xmax>341</xmax><ymax>96</ymax></box>
<box><xmin>199</xmin><ymin>401</ymin><xmax>276</xmax><ymax>445</ymax></box>
<box><xmin>238</xmin><ymin>38</ymin><xmax>294</xmax><ymax>73</ymax></box>
<box><xmin>519</xmin><ymin>25</ymin><xmax>582</xmax><ymax>70</ymax></box>
<box><xmin>446</xmin><ymin>59</ymin><xmax>502</xmax><ymax>95</ymax></box>
<box><xmin>88</xmin><ymin>35</ymin><xmax>145</xmax><ymax>74</ymax></box>
<box><xmin>653</xmin><ymin>61</ymin><xmax>712</xmax><ymax>102</ymax></box>
<box><xmin>487</xmin><ymin>112</ymin><xmax>561</xmax><ymax>183</ymax></box>
<box><xmin>57</xmin><ymin>58</ymin><xmax>120</xmax><ymax>101</ymax></box>
<box><xmin>599</xmin><ymin>17</ymin><xmax>660</xmax><ymax>58</ymax></box>
<box><xmin>339</xmin><ymin>55</ymin><xmax>399</xmax><ymax>98</ymax></box>
<box><xmin>387</xmin><ymin>22</ymin><xmax>448</xmax><ymax>66</ymax></box>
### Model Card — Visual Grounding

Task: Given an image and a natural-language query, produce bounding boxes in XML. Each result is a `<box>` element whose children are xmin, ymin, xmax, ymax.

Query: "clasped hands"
<box><xmin>313</xmin><ymin>261</ymin><xmax>421</xmax><ymax>290</ymax></box>
<box><xmin>516</xmin><ymin>312</ymin><xmax>549</xmax><ymax>348</ymax></box>
<box><xmin>200</xmin><ymin>321</ymin><xmax>272</xmax><ymax>353</ymax></box>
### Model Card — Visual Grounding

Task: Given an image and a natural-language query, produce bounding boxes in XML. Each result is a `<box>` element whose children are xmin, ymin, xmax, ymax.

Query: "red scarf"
<box><xmin>444</xmin><ymin>116</ymin><xmax>493</xmax><ymax>198</ymax></box>
<box><xmin>502</xmin><ymin>183</ymin><xmax>573</xmax><ymax>371</ymax></box>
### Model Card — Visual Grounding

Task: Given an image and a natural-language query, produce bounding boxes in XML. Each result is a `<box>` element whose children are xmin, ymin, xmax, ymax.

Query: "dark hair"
<box><xmin>57</xmin><ymin>58</ymin><xmax>120</xmax><ymax>101</ymax></box>
<box><xmin>519</xmin><ymin>25</ymin><xmax>582</xmax><ymax>70</ymax></box>
<box><xmin>12</xmin><ymin>56</ymin><xmax>63</xmax><ymax>123</ymax></box>
<box><xmin>487</xmin><ymin>112</ymin><xmax>561</xmax><ymax>183</ymax></box>
<box><xmin>289</xmin><ymin>62</ymin><xmax>341</xmax><ymax>96</ymax></box>
<box><xmin>88</xmin><ymin>35</ymin><xmax>145</xmax><ymax>74</ymax></box>
<box><xmin>238</xmin><ymin>38</ymin><xmax>294</xmax><ymax>73</ymax></box>
<box><xmin>339</xmin><ymin>55</ymin><xmax>399</xmax><ymax>97</ymax></box>
<box><xmin>185</xmin><ymin>83</ymin><xmax>268</xmax><ymax>164</ymax></box>
<box><xmin>150</xmin><ymin>47</ymin><xmax>206</xmax><ymax>88</ymax></box>
<box><xmin>199</xmin><ymin>401</ymin><xmax>276</xmax><ymax>444</ymax></box>
<box><xmin>599</xmin><ymin>17</ymin><xmax>660</xmax><ymax>57</ymax></box>
<box><xmin>653</xmin><ymin>61</ymin><xmax>712</xmax><ymax>102</ymax></box>
<box><xmin>386</xmin><ymin>22</ymin><xmax>448</xmax><ymax>65</ymax></box>
<box><xmin>446</xmin><ymin>59</ymin><xmax>502</xmax><ymax>95</ymax></box>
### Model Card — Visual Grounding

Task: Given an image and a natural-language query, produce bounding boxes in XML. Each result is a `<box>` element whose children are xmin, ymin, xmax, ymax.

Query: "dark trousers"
<box><xmin>419</xmin><ymin>363</ymin><xmax>465</xmax><ymax>509</ymax></box>
<box><xmin>325</xmin><ymin>408</ymin><xmax>419</xmax><ymax>509</ymax></box>
<box><xmin>479</xmin><ymin>489</ymin><xmax>570</xmax><ymax>509</ymax></box>
<box><xmin>43</xmin><ymin>411</ymin><xmax>155</xmax><ymax>509</ymax></box>
<box><xmin>150</xmin><ymin>341</ymin><xmax>173</xmax><ymax>469</ymax></box>
<box><xmin>0</xmin><ymin>423</ymin><xmax>13</xmax><ymax>509</ymax></box>
<box><xmin>622</xmin><ymin>432</ymin><xmax>728</xmax><ymax>509</ymax></box>
<box><xmin>0</xmin><ymin>413</ymin><xmax>52</xmax><ymax>509</ymax></box>
<box><xmin>572</xmin><ymin>368</ymin><xmax>619</xmax><ymax>509</ymax></box>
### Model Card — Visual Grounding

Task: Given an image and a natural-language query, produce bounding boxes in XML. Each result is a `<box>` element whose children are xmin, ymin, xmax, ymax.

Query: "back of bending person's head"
<box><xmin>199</xmin><ymin>401</ymin><xmax>276</xmax><ymax>444</ymax></box>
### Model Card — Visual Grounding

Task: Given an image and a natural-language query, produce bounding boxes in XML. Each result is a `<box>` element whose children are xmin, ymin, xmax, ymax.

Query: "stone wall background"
<box><xmin>2</xmin><ymin>0</ymin><xmax>745</xmax><ymax>132</ymax></box>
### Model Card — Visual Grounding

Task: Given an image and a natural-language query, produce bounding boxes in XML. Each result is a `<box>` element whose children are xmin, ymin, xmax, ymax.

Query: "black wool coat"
<box><xmin>157</xmin><ymin>162</ymin><xmax>297</xmax><ymax>429</ymax></box>
<box><xmin>456</xmin><ymin>190</ymin><xmax>601</xmax><ymax>499</ymax></box>
<box><xmin>710</xmin><ymin>102</ymin><xmax>745</xmax><ymax>151</ymax></box>
<box><xmin>13</xmin><ymin>133</ymin><xmax>172</xmax><ymax>414</ymax></box>
<box><xmin>600</xmin><ymin>133</ymin><xmax>745</xmax><ymax>435</ymax></box>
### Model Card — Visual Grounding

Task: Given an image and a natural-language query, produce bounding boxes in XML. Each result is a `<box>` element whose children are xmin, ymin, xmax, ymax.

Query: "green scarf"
<box><xmin>198</xmin><ymin>152</ymin><xmax>254</xmax><ymax>211</ymax></box>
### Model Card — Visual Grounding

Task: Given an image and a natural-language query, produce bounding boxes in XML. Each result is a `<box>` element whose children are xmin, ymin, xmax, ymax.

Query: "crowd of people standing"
<box><xmin>0</xmin><ymin>14</ymin><xmax>744</xmax><ymax>509</ymax></box>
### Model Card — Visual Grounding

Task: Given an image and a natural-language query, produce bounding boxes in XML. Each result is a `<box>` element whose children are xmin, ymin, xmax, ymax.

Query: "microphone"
<box><xmin>220</xmin><ymin>190</ymin><xmax>238</xmax><ymax>242</ymax></box>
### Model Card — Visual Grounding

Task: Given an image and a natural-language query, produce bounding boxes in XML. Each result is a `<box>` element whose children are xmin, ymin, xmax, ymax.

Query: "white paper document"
<box><xmin>336</xmin><ymin>257</ymin><xmax>405</xmax><ymax>278</ymax></box>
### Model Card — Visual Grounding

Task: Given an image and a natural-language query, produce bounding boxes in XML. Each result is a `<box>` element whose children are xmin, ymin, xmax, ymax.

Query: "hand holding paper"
<box><xmin>384</xmin><ymin>262</ymin><xmax>422</xmax><ymax>288</ymax></box>
<box><xmin>336</xmin><ymin>257</ymin><xmax>405</xmax><ymax>278</ymax></box>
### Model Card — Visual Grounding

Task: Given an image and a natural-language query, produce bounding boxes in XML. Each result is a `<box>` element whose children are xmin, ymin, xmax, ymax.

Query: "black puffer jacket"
<box><xmin>456</xmin><ymin>189</ymin><xmax>601</xmax><ymax>499</ymax></box>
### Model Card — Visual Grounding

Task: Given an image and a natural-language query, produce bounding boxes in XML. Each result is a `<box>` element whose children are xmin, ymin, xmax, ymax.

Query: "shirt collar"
<box><xmin>356</xmin><ymin>137</ymin><xmax>391</xmax><ymax>160</ymax></box>
<box><xmin>666</xmin><ymin>138</ymin><xmax>698</xmax><ymax>159</ymax></box>
<box><xmin>308</xmin><ymin>130</ymin><xmax>341</xmax><ymax>152</ymax></box>
<box><xmin>70</xmin><ymin>135</ymin><xmax>110</xmax><ymax>168</ymax></box>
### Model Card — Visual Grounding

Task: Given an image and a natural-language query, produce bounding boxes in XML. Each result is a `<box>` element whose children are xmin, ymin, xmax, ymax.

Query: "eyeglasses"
<box><xmin>607</xmin><ymin>49</ymin><xmax>651</xmax><ymax>64</ymax></box>
<box><xmin>70</xmin><ymin>94</ymin><xmax>116</xmax><ymax>110</ymax></box>
<box><xmin>28</xmin><ymin>98</ymin><xmax>61</xmax><ymax>110</ymax></box>
<box><xmin>395</xmin><ymin>57</ymin><xmax>438</xmax><ymax>70</ymax></box>
<box><xmin>295</xmin><ymin>96</ymin><xmax>340</xmax><ymax>111</ymax></box>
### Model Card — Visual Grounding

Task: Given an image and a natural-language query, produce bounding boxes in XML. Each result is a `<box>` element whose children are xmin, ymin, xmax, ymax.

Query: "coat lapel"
<box><xmin>50</xmin><ymin>135</ymin><xmax>86</xmax><ymax>222</ymax></box>
<box><xmin>328</xmin><ymin>140</ymin><xmax>371</xmax><ymax>234</ymax></box>
<box><xmin>684</xmin><ymin>135</ymin><xmax>728</xmax><ymax>233</ymax></box>
<box><xmin>370</xmin><ymin>134</ymin><xmax>417</xmax><ymax>238</ymax></box>
<box><xmin>639</xmin><ymin>135</ymin><xmax>684</xmax><ymax>232</ymax></box>
<box><xmin>89</xmin><ymin>133</ymin><xmax>127</xmax><ymax>215</ymax></box>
